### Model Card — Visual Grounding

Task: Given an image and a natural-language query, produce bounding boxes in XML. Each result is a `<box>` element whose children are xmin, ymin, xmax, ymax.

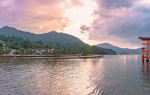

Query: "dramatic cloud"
<box><xmin>0</xmin><ymin>0</ymin><xmax>150</xmax><ymax>48</ymax></box>
<box><xmin>88</xmin><ymin>0</ymin><xmax>150</xmax><ymax>48</ymax></box>
<box><xmin>97</xmin><ymin>0</ymin><xmax>135</xmax><ymax>8</ymax></box>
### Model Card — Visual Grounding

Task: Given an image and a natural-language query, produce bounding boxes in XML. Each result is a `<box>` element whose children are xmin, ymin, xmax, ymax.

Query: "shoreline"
<box><xmin>0</xmin><ymin>55</ymin><xmax>103</xmax><ymax>59</ymax></box>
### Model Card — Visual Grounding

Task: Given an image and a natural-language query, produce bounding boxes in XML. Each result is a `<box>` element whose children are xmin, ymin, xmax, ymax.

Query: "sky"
<box><xmin>0</xmin><ymin>0</ymin><xmax>150</xmax><ymax>48</ymax></box>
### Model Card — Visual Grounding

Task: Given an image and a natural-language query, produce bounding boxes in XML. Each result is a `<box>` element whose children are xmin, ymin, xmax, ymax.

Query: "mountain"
<box><xmin>0</xmin><ymin>26</ymin><xmax>85</xmax><ymax>48</ymax></box>
<box><xmin>97</xmin><ymin>43</ymin><xmax>141</xmax><ymax>54</ymax></box>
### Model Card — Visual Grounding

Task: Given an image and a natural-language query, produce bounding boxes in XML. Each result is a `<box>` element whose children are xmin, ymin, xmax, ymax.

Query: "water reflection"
<box><xmin>0</xmin><ymin>58</ymin><xmax>100</xmax><ymax>95</ymax></box>
<box><xmin>0</xmin><ymin>56</ymin><xmax>150</xmax><ymax>95</ymax></box>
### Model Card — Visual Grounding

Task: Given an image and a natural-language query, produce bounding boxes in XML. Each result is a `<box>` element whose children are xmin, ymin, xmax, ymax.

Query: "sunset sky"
<box><xmin>0</xmin><ymin>0</ymin><xmax>150</xmax><ymax>48</ymax></box>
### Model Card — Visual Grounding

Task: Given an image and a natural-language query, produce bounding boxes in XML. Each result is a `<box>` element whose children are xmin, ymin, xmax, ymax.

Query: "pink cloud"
<box><xmin>0</xmin><ymin>0</ymin><xmax>71</xmax><ymax>33</ymax></box>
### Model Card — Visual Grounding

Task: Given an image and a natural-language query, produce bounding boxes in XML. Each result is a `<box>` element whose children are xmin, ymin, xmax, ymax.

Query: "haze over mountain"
<box><xmin>97</xmin><ymin>43</ymin><xmax>141</xmax><ymax>54</ymax></box>
<box><xmin>0</xmin><ymin>26</ymin><xmax>85</xmax><ymax>48</ymax></box>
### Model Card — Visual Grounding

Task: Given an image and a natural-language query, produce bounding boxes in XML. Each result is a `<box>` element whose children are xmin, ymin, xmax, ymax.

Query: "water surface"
<box><xmin>0</xmin><ymin>55</ymin><xmax>150</xmax><ymax>95</ymax></box>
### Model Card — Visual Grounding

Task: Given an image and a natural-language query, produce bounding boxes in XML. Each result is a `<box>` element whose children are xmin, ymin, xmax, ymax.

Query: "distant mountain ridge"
<box><xmin>97</xmin><ymin>43</ymin><xmax>141</xmax><ymax>54</ymax></box>
<box><xmin>0</xmin><ymin>26</ymin><xmax>85</xmax><ymax>48</ymax></box>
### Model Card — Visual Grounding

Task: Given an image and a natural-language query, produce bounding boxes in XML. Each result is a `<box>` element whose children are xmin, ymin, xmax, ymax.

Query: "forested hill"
<box><xmin>0</xmin><ymin>26</ymin><xmax>85</xmax><ymax>48</ymax></box>
<box><xmin>0</xmin><ymin>26</ymin><xmax>116</xmax><ymax>55</ymax></box>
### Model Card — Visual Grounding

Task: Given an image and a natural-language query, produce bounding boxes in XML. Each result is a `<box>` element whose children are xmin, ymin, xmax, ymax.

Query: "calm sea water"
<box><xmin>0</xmin><ymin>55</ymin><xmax>150</xmax><ymax>95</ymax></box>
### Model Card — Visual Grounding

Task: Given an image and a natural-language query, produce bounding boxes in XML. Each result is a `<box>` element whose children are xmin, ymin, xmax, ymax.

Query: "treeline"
<box><xmin>0</xmin><ymin>35</ymin><xmax>116</xmax><ymax>55</ymax></box>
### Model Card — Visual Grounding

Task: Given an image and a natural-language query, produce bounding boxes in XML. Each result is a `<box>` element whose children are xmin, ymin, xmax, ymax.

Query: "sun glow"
<box><xmin>136</xmin><ymin>0</ymin><xmax>150</xmax><ymax>7</ymax></box>
<box><xmin>62</xmin><ymin>0</ymin><xmax>98</xmax><ymax>45</ymax></box>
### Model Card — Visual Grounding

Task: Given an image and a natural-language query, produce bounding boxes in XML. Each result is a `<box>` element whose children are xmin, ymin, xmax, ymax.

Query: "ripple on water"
<box><xmin>0</xmin><ymin>56</ymin><xmax>150</xmax><ymax>95</ymax></box>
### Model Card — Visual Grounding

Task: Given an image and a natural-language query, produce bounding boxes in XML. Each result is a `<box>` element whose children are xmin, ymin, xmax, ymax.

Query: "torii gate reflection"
<box><xmin>142</xmin><ymin>61</ymin><xmax>150</xmax><ymax>84</ymax></box>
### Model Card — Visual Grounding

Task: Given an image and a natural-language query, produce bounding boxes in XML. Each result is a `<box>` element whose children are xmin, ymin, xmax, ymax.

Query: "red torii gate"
<box><xmin>139</xmin><ymin>37</ymin><xmax>150</xmax><ymax>62</ymax></box>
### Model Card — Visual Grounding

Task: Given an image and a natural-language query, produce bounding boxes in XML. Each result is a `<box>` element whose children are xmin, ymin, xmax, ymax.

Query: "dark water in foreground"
<box><xmin>0</xmin><ymin>55</ymin><xmax>150</xmax><ymax>95</ymax></box>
